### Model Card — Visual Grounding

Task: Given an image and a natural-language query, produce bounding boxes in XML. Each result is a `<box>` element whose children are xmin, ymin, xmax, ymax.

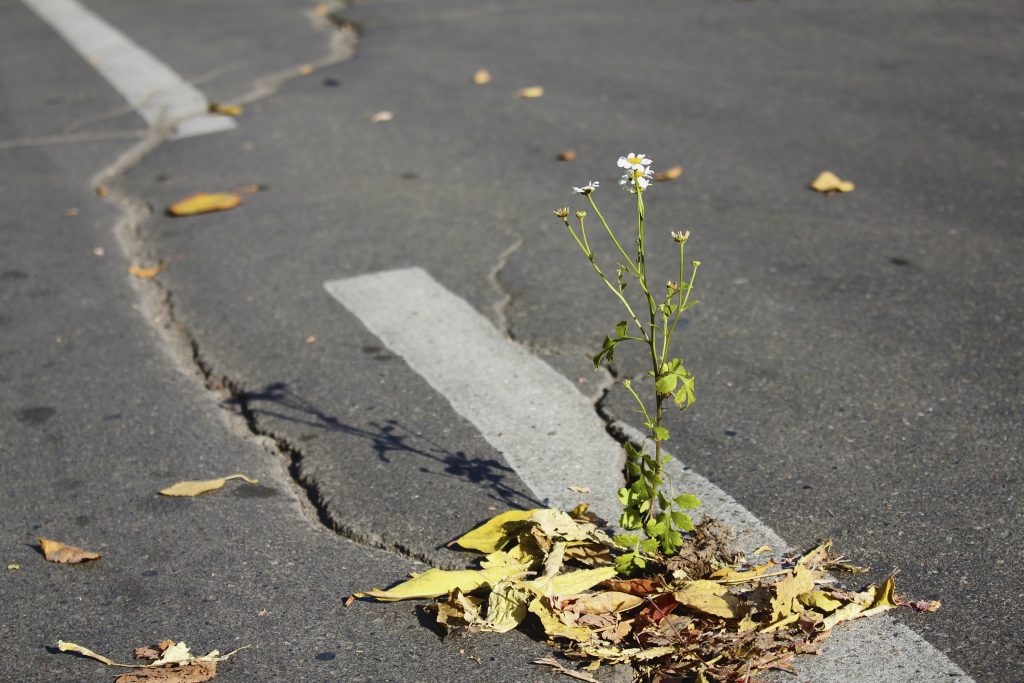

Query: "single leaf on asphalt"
<box><xmin>167</xmin><ymin>192</ymin><xmax>242</xmax><ymax>216</ymax></box>
<box><xmin>517</xmin><ymin>86</ymin><xmax>544</xmax><ymax>98</ymax></box>
<box><xmin>207</xmin><ymin>102</ymin><xmax>242</xmax><ymax>117</ymax></box>
<box><xmin>454</xmin><ymin>509</ymin><xmax>539</xmax><ymax>553</ymax></box>
<box><xmin>370</xmin><ymin>110</ymin><xmax>393</xmax><ymax>123</ymax></box>
<box><xmin>38</xmin><ymin>538</ymin><xmax>100</xmax><ymax>564</ymax></box>
<box><xmin>159</xmin><ymin>474</ymin><xmax>258</xmax><ymax>497</ymax></box>
<box><xmin>557</xmin><ymin>150</ymin><xmax>576</xmax><ymax>162</ymax></box>
<box><xmin>810</xmin><ymin>170</ymin><xmax>855</xmax><ymax>193</ymax></box>
<box><xmin>7</xmin><ymin>563</ymin><xmax>21</xmax><ymax>570</ymax></box>
<box><xmin>472</xmin><ymin>68</ymin><xmax>491</xmax><ymax>85</ymax></box>
<box><xmin>355</xmin><ymin>566</ymin><xmax>519</xmax><ymax>601</ymax></box>
<box><xmin>128</xmin><ymin>263</ymin><xmax>165</xmax><ymax>279</ymax></box>
<box><xmin>655</xmin><ymin>165</ymin><xmax>683</xmax><ymax>181</ymax></box>
<box><xmin>673</xmin><ymin>580</ymin><xmax>741</xmax><ymax>619</ymax></box>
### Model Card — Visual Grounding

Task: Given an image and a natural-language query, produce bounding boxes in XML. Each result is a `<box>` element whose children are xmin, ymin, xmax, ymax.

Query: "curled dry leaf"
<box><xmin>517</xmin><ymin>86</ymin><xmax>544</xmax><ymax>99</ymax></box>
<box><xmin>472</xmin><ymin>68</ymin><xmax>491</xmax><ymax>85</ymax></box>
<box><xmin>58</xmin><ymin>639</ymin><xmax>247</xmax><ymax>681</ymax></box>
<box><xmin>128</xmin><ymin>263</ymin><xmax>166</xmax><ymax>279</ymax></box>
<box><xmin>370</xmin><ymin>110</ymin><xmax>393</xmax><ymax>123</ymax></box>
<box><xmin>207</xmin><ymin>103</ymin><xmax>242</xmax><ymax>117</ymax></box>
<box><xmin>168</xmin><ymin>193</ymin><xmax>240</xmax><ymax>217</ymax></box>
<box><xmin>159</xmin><ymin>473</ymin><xmax>258</xmax><ymax>497</ymax></box>
<box><xmin>810</xmin><ymin>170</ymin><xmax>855</xmax><ymax>193</ymax></box>
<box><xmin>38</xmin><ymin>538</ymin><xmax>100</xmax><ymax>564</ymax></box>
<box><xmin>654</xmin><ymin>165</ymin><xmax>683</xmax><ymax>181</ymax></box>
<box><xmin>557</xmin><ymin>150</ymin><xmax>577</xmax><ymax>162</ymax></box>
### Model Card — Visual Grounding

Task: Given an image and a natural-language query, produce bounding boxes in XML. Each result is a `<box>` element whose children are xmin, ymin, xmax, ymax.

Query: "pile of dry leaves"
<box><xmin>351</xmin><ymin>506</ymin><xmax>938</xmax><ymax>682</ymax></box>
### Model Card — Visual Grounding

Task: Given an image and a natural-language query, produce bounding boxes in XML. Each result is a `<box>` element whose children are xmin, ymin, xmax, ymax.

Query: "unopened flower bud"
<box><xmin>553</xmin><ymin>207</ymin><xmax>570</xmax><ymax>218</ymax></box>
<box><xmin>622</xmin><ymin>379</ymin><xmax>632</xmax><ymax>389</ymax></box>
<box><xmin>575</xmin><ymin>210</ymin><xmax>587</xmax><ymax>220</ymax></box>
<box><xmin>692</xmin><ymin>260</ymin><xmax>701</xmax><ymax>267</ymax></box>
<box><xmin>666</xmin><ymin>280</ymin><xmax>678</xmax><ymax>290</ymax></box>
<box><xmin>671</xmin><ymin>230</ymin><xmax>690</xmax><ymax>243</ymax></box>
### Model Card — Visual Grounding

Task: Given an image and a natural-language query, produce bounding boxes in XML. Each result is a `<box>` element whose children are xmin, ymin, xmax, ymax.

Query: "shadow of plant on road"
<box><xmin>224</xmin><ymin>381</ymin><xmax>542</xmax><ymax>510</ymax></box>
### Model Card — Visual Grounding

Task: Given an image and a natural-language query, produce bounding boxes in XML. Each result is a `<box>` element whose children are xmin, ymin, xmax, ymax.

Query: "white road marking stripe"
<box><xmin>324</xmin><ymin>266</ymin><xmax>971</xmax><ymax>682</ymax></box>
<box><xmin>21</xmin><ymin>0</ymin><xmax>235</xmax><ymax>139</ymax></box>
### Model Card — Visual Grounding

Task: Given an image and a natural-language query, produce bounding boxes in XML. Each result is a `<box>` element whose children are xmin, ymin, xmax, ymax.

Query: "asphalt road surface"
<box><xmin>1</xmin><ymin>1</ymin><xmax>1021</xmax><ymax>681</ymax></box>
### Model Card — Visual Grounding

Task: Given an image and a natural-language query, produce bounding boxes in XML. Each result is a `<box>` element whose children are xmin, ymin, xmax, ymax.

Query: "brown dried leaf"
<box><xmin>517</xmin><ymin>86</ymin><xmax>544</xmax><ymax>99</ymax></box>
<box><xmin>472</xmin><ymin>69</ymin><xmax>491</xmax><ymax>85</ymax></box>
<box><xmin>557</xmin><ymin>150</ymin><xmax>577</xmax><ymax>162</ymax></box>
<box><xmin>159</xmin><ymin>474</ymin><xmax>258</xmax><ymax>497</ymax></box>
<box><xmin>655</xmin><ymin>165</ymin><xmax>683</xmax><ymax>181</ymax></box>
<box><xmin>600</xmin><ymin>578</ymin><xmax>662</xmax><ymax>596</ymax></box>
<box><xmin>38</xmin><ymin>538</ymin><xmax>100</xmax><ymax>564</ymax></box>
<box><xmin>114</xmin><ymin>661</ymin><xmax>216</xmax><ymax>683</ymax></box>
<box><xmin>560</xmin><ymin>591</ymin><xmax>644</xmax><ymax>615</ymax></box>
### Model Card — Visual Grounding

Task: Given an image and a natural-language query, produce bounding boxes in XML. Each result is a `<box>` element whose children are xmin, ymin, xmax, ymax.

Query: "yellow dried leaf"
<box><xmin>481</xmin><ymin>580</ymin><xmax>531</xmax><ymax>633</ymax></box>
<box><xmin>370</xmin><ymin>110</ymin><xmax>393</xmax><ymax>123</ymax></box>
<box><xmin>527</xmin><ymin>567</ymin><xmax>618</xmax><ymax>597</ymax></box>
<box><xmin>168</xmin><ymin>192</ymin><xmax>243</xmax><ymax>217</ymax></box>
<box><xmin>710</xmin><ymin>561</ymin><xmax>777</xmax><ymax>583</ymax></box>
<box><xmin>58</xmin><ymin>641</ymin><xmax>118</xmax><ymax>666</ymax></box>
<box><xmin>528</xmin><ymin>597</ymin><xmax>594</xmax><ymax>642</ymax></box>
<box><xmin>472</xmin><ymin>68</ymin><xmax>491</xmax><ymax>85</ymax></box>
<box><xmin>798</xmin><ymin>590</ymin><xmax>845</xmax><ymax>613</ymax></box>
<box><xmin>159</xmin><ymin>473</ymin><xmax>258</xmax><ymax>497</ymax></box>
<box><xmin>355</xmin><ymin>566</ymin><xmax>519</xmax><ymax>601</ymax></box>
<box><xmin>655</xmin><ymin>165</ymin><xmax>683</xmax><ymax>181</ymax></box>
<box><xmin>752</xmin><ymin>545</ymin><xmax>773</xmax><ymax>554</ymax></box>
<box><xmin>770</xmin><ymin>564</ymin><xmax>820</xmax><ymax>620</ymax></box>
<box><xmin>151</xmin><ymin>641</ymin><xmax>192</xmax><ymax>666</ymax></box>
<box><xmin>673</xmin><ymin>580</ymin><xmax>741</xmax><ymax>619</ymax></box>
<box><xmin>810</xmin><ymin>170</ymin><xmax>855</xmax><ymax>193</ymax></box>
<box><xmin>128</xmin><ymin>263</ymin><xmax>165</xmax><ymax>279</ymax></box>
<box><xmin>517</xmin><ymin>86</ymin><xmax>544</xmax><ymax>99</ymax></box>
<box><xmin>436</xmin><ymin>588</ymin><xmax>485</xmax><ymax>631</ymax></box>
<box><xmin>207</xmin><ymin>103</ymin><xmax>242</xmax><ymax>117</ymax></box>
<box><xmin>38</xmin><ymin>538</ymin><xmax>101</xmax><ymax>564</ymax></box>
<box><xmin>7</xmin><ymin>563</ymin><xmax>20</xmax><ymax>570</ymax></box>
<box><xmin>454</xmin><ymin>509</ymin><xmax>539</xmax><ymax>553</ymax></box>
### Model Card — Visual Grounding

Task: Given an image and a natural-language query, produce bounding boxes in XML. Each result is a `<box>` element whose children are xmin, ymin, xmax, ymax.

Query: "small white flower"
<box><xmin>573</xmin><ymin>180</ymin><xmax>600</xmax><ymax>195</ymax></box>
<box><xmin>619</xmin><ymin>168</ymin><xmax>653</xmax><ymax>193</ymax></box>
<box><xmin>617</xmin><ymin>153</ymin><xmax>652</xmax><ymax>172</ymax></box>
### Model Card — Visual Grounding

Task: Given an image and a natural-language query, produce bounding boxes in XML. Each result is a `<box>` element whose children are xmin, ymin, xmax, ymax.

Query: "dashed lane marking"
<box><xmin>21</xmin><ymin>0</ymin><xmax>235</xmax><ymax>139</ymax></box>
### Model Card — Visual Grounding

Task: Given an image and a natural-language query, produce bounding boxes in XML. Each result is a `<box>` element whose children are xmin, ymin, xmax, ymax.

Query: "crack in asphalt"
<box><xmin>80</xmin><ymin>7</ymin><xmax>444</xmax><ymax>569</ymax></box>
<box><xmin>488</xmin><ymin>235</ymin><xmax>524</xmax><ymax>338</ymax></box>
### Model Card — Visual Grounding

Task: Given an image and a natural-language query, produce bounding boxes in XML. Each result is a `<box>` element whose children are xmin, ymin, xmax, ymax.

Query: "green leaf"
<box><xmin>615</xmin><ymin>553</ymin><xmax>636</xmax><ymax>575</ymax></box>
<box><xmin>640</xmin><ymin>538</ymin><xmax>660</xmax><ymax>554</ymax></box>
<box><xmin>681</xmin><ymin>299</ymin><xmax>700</xmax><ymax>312</ymax></box>
<box><xmin>653</xmin><ymin>427</ymin><xmax>670</xmax><ymax>441</ymax></box>
<box><xmin>614</xmin><ymin>321</ymin><xmax>629</xmax><ymax>337</ymax></box>
<box><xmin>671</xmin><ymin>511</ymin><xmax>695</xmax><ymax>532</ymax></box>
<box><xmin>674</xmin><ymin>493</ymin><xmax>701</xmax><ymax>509</ymax></box>
<box><xmin>656</xmin><ymin>374</ymin><xmax>678</xmax><ymax>394</ymax></box>
<box><xmin>617</xmin><ymin>487</ymin><xmax>630</xmax><ymax>505</ymax></box>
<box><xmin>613</xmin><ymin>534</ymin><xmax>639</xmax><ymax>549</ymax></box>
<box><xmin>593</xmin><ymin>335</ymin><xmax>618</xmax><ymax>368</ymax></box>
<box><xmin>626</xmin><ymin>461</ymin><xmax>641</xmax><ymax>478</ymax></box>
<box><xmin>634</xmin><ymin>556</ymin><xmax>647</xmax><ymax>569</ymax></box>
<box><xmin>620</xmin><ymin>509</ymin><xmax>642</xmax><ymax>530</ymax></box>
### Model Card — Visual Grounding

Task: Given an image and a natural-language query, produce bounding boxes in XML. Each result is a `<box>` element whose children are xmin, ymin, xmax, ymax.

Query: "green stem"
<box><xmin>587</xmin><ymin>195</ymin><xmax>638</xmax><ymax>276</ymax></box>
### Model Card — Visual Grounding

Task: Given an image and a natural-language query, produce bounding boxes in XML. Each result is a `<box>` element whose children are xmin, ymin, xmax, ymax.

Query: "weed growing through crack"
<box><xmin>554</xmin><ymin>154</ymin><xmax>702</xmax><ymax>573</ymax></box>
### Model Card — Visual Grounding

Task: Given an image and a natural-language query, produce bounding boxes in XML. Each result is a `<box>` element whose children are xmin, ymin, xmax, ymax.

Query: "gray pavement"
<box><xmin>2</xmin><ymin>0</ymin><xmax>1022</xmax><ymax>681</ymax></box>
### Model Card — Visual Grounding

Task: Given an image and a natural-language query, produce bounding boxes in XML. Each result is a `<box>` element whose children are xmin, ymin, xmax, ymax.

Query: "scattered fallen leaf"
<box><xmin>568</xmin><ymin>485</ymin><xmax>590</xmax><ymax>493</ymax></box>
<box><xmin>87</xmin><ymin>55</ymin><xmax>100</xmax><ymax>66</ymax></box>
<box><xmin>557</xmin><ymin>150</ymin><xmax>576</xmax><ymax>162</ymax></box>
<box><xmin>57</xmin><ymin>640</ymin><xmax>115</xmax><ymax>666</ymax></box>
<box><xmin>64</xmin><ymin>207</ymin><xmax>79</xmax><ymax>217</ymax></box>
<box><xmin>159</xmin><ymin>473</ymin><xmax>258</xmax><ymax>497</ymax></box>
<box><xmin>92</xmin><ymin>247</ymin><xmax>105</xmax><ymax>257</ymax></box>
<box><xmin>673</xmin><ymin>580</ymin><xmax>742</xmax><ymax>619</ymax></box>
<box><xmin>305</xmin><ymin>335</ymin><xmax>317</xmax><ymax>344</ymax></box>
<box><xmin>128</xmin><ymin>263</ymin><xmax>165</xmax><ymax>279</ymax></box>
<box><xmin>370</xmin><ymin>110</ymin><xmax>393</xmax><ymax>123</ymax></box>
<box><xmin>207</xmin><ymin>103</ymin><xmax>242</xmax><ymax>117</ymax></box>
<box><xmin>298</xmin><ymin>64</ymin><xmax>314</xmax><ymax>75</ymax></box>
<box><xmin>454</xmin><ymin>509</ymin><xmax>538</xmax><ymax>553</ymax></box>
<box><xmin>517</xmin><ymin>86</ymin><xmax>544</xmax><ymax>99</ymax></box>
<box><xmin>38</xmin><ymin>538</ymin><xmax>100</xmax><ymax>564</ymax></box>
<box><xmin>58</xmin><ymin>639</ymin><xmax>247</xmax><ymax>681</ymax></box>
<box><xmin>472</xmin><ymin>68</ymin><xmax>491</xmax><ymax>85</ymax></box>
<box><xmin>168</xmin><ymin>193</ymin><xmax>240</xmax><ymax>217</ymax></box>
<box><xmin>655</xmin><ymin>165</ymin><xmax>683</xmax><ymax>181</ymax></box>
<box><xmin>752</xmin><ymin>545</ymin><xmax>773</xmax><ymax>554</ymax></box>
<box><xmin>810</xmin><ymin>170</ymin><xmax>855</xmax><ymax>193</ymax></box>
<box><xmin>95</xmin><ymin>185</ymin><xmax>109</xmax><ymax>198</ymax></box>
<box><xmin>115</xmin><ymin>661</ymin><xmax>216</xmax><ymax>682</ymax></box>
<box><xmin>313</xmin><ymin>3</ymin><xmax>329</xmax><ymax>16</ymax></box>
<box><xmin>257</xmin><ymin>609</ymin><xmax>269</xmax><ymax>617</ymax></box>
<box><xmin>355</xmin><ymin>566</ymin><xmax>521</xmax><ymax>602</ymax></box>
<box><xmin>7</xmin><ymin>563</ymin><xmax>20</xmax><ymax>570</ymax></box>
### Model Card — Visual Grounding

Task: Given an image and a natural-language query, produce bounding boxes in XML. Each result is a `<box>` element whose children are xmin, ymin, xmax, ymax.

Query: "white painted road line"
<box><xmin>21</xmin><ymin>0</ymin><xmax>235</xmax><ymax>139</ymax></box>
<box><xmin>324</xmin><ymin>266</ymin><xmax>970</xmax><ymax>682</ymax></box>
